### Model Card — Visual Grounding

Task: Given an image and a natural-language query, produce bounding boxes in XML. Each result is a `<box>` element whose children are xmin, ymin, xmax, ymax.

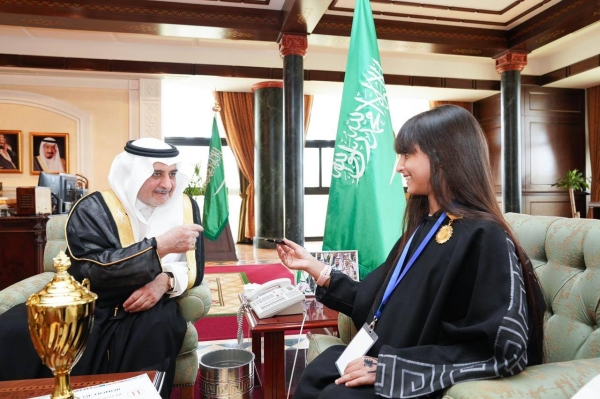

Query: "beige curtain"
<box><xmin>216</xmin><ymin>91</ymin><xmax>256</xmax><ymax>239</ymax></box>
<box><xmin>236</xmin><ymin>170</ymin><xmax>251</xmax><ymax>243</ymax></box>
<box><xmin>429</xmin><ymin>101</ymin><xmax>473</xmax><ymax>113</ymax></box>
<box><xmin>304</xmin><ymin>94</ymin><xmax>314</xmax><ymax>139</ymax></box>
<box><xmin>588</xmin><ymin>86</ymin><xmax>600</xmax><ymax>217</ymax></box>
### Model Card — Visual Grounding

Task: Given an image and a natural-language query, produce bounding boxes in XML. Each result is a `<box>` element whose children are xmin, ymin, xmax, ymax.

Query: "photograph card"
<box><xmin>295</xmin><ymin>250</ymin><xmax>359</xmax><ymax>296</ymax></box>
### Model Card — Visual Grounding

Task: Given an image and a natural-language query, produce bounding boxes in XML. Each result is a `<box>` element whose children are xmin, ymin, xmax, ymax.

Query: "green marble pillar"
<box><xmin>280</xmin><ymin>34</ymin><xmax>308</xmax><ymax>246</ymax></box>
<box><xmin>501</xmin><ymin>70</ymin><xmax>522</xmax><ymax>213</ymax></box>
<box><xmin>252</xmin><ymin>82</ymin><xmax>284</xmax><ymax>249</ymax></box>
<box><xmin>495</xmin><ymin>51</ymin><xmax>527</xmax><ymax>214</ymax></box>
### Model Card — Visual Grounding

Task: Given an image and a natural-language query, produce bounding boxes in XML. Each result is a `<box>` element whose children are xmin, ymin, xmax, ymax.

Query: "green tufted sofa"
<box><xmin>0</xmin><ymin>214</ymin><xmax>212</xmax><ymax>399</ymax></box>
<box><xmin>307</xmin><ymin>213</ymin><xmax>600</xmax><ymax>398</ymax></box>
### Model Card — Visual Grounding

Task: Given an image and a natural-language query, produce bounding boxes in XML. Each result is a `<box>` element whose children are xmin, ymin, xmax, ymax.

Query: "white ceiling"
<box><xmin>0</xmin><ymin>0</ymin><xmax>598</xmax><ymax>99</ymax></box>
<box><xmin>329</xmin><ymin>0</ymin><xmax>562</xmax><ymax>30</ymax></box>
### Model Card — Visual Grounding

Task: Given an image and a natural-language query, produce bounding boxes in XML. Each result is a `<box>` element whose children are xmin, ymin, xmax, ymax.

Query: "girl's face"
<box><xmin>396</xmin><ymin>144</ymin><xmax>432</xmax><ymax>197</ymax></box>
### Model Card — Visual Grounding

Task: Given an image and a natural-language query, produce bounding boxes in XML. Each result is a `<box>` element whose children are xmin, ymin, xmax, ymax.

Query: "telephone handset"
<box><xmin>244</xmin><ymin>278</ymin><xmax>305</xmax><ymax>319</ymax></box>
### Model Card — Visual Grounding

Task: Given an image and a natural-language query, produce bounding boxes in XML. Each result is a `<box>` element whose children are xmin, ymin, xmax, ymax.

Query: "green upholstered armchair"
<box><xmin>0</xmin><ymin>214</ymin><xmax>211</xmax><ymax>399</ymax></box>
<box><xmin>307</xmin><ymin>213</ymin><xmax>600</xmax><ymax>399</ymax></box>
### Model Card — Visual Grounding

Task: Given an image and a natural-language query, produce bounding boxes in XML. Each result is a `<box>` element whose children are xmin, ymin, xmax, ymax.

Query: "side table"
<box><xmin>239</xmin><ymin>295</ymin><xmax>339</xmax><ymax>399</ymax></box>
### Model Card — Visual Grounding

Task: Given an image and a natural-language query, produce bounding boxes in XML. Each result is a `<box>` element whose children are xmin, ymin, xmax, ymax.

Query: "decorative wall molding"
<box><xmin>139</xmin><ymin>79</ymin><xmax>162</xmax><ymax>139</ymax></box>
<box><xmin>0</xmin><ymin>89</ymin><xmax>92</xmax><ymax>181</ymax></box>
<box><xmin>128</xmin><ymin>79</ymin><xmax>140</xmax><ymax>140</ymax></box>
<box><xmin>0</xmin><ymin>74</ymin><xmax>130</xmax><ymax>89</ymax></box>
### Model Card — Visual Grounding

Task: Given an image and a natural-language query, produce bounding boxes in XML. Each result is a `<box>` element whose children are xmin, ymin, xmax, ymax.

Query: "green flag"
<box><xmin>323</xmin><ymin>0</ymin><xmax>405</xmax><ymax>279</ymax></box>
<box><xmin>203</xmin><ymin>115</ymin><xmax>229</xmax><ymax>241</ymax></box>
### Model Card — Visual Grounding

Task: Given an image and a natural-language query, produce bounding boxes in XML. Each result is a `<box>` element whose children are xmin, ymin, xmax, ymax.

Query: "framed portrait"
<box><xmin>30</xmin><ymin>133</ymin><xmax>69</xmax><ymax>175</ymax></box>
<box><xmin>295</xmin><ymin>250</ymin><xmax>360</xmax><ymax>296</ymax></box>
<box><xmin>0</xmin><ymin>130</ymin><xmax>22</xmax><ymax>173</ymax></box>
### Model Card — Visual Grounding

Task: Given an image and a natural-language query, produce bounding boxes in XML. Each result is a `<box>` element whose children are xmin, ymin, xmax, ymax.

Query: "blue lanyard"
<box><xmin>373</xmin><ymin>212</ymin><xmax>447</xmax><ymax>322</ymax></box>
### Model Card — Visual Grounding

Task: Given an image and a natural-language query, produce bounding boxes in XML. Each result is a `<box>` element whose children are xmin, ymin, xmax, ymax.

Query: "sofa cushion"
<box><xmin>442</xmin><ymin>357</ymin><xmax>600</xmax><ymax>399</ymax></box>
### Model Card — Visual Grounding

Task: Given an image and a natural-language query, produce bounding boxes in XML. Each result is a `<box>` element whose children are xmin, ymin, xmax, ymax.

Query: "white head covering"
<box><xmin>38</xmin><ymin>137</ymin><xmax>64</xmax><ymax>172</ymax></box>
<box><xmin>108</xmin><ymin>138</ymin><xmax>192</xmax><ymax>241</ymax></box>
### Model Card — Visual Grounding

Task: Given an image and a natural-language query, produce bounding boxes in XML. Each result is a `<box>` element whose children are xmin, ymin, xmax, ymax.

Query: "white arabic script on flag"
<box><xmin>332</xmin><ymin>58</ymin><xmax>389</xmax><ymax>185</ymax></box>
<box><xmin>206</xmin><ymin>147</ymin><xmax>226</xmax><ymax>195</ymax></box>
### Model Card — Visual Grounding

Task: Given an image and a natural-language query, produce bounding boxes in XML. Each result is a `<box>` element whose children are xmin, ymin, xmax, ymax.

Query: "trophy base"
<box><xmin>52</xmin><ymin>372</ymin><xmax>75</xmax><ymax>399</ymax></box>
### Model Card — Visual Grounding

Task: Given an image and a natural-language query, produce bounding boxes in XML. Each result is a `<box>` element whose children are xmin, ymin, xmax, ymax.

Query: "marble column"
<box><xmin>252</xmin><ymin>81</ymin><xmax>284</xmax><ymax>249</ymax></box>
<box><xmin>280</xmin><ymin>34</ymin><xmax>308</xmax><ymax>246</ymax></box>
<box><xmin>495</xmin><ymin>52</ymin><xmax>528</xmax><ymax>214</ymax></box>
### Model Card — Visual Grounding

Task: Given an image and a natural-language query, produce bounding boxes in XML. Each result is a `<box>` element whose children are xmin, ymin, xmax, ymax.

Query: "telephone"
<box><xmin>243</xmin><ymin>278</ymin><xmax>305</xmax><ymax>319</ymax></box>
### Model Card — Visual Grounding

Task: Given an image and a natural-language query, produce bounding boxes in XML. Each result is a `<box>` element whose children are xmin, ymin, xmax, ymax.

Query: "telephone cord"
<box><xmin>287</xmin><ymin>310</ymin><xmax>307</xmax><ymax>399</ymax></box>
<box><xmin>237</xmin><ymin>303</ymin><xmax>248</xmax><ymax>349</ymax></box>
<box><xmin>237</xmin><ymin>302</ymin><xmax>263</xmax><ymax>388</ymax></box>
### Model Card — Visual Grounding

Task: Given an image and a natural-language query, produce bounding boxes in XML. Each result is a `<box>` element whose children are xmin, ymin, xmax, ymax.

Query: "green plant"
<box><xmin>552</xmin><ymin>169</ymin><xmax>590</xmax><ymax>191</ymax></box>
<box><xmin>183</xmin><ymin>162</ymin><xmax>206</xmax><ymax>197</ymax></box>
<box><xmin>552</xmin><ymin>169</ymin><xmax>590</xmax><ymax>218</ymax></box>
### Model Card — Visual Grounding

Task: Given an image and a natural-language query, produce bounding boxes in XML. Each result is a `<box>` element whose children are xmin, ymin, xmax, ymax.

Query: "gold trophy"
<box><xmin>26</xmin><ymin>251</ymin><xmax>98</xmax><ymax>399</ymax></box>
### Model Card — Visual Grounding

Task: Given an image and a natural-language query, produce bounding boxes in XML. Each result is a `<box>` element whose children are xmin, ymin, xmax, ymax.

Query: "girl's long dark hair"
<box><xmin>394</xmin><ymin>104</ymin><xmax>544</xmax><ymax>362</ymax></box>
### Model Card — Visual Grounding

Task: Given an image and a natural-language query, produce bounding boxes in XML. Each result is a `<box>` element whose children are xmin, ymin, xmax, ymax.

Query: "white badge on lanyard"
<box><xmin>335</xmin><ymin>323</ymin><xmax>378</xmax><ymax>376</ymax></box>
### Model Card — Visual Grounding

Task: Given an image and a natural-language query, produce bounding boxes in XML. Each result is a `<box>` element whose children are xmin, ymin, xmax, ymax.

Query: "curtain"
<box><xmin>588</xmin><ymin>86</ymin><xmax>600</xmax><ymax>217</ymax></box>
<box><xmin>236</xmin><ymin>170</ymin><xmax>251</xmax><ymax>243</ymax></box>
<box><xmin>429</xmin><ymin>101</ymin><xmax>473</xmax><ymax>113</ymax></box>
<box><xmin>304</xmin><ymin>94</ymin><xmax>314</xmax><ymax>139</ymax></box>
<box><xmin>216</xmin><ymin>91</ymin><xmax>256</xmax><ymax>239</ymax></box>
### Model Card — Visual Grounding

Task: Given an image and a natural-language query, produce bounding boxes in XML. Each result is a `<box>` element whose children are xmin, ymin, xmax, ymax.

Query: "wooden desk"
<box><xmin>0</xmin><ymin>215</ymin><xmax>48</xmax><ymax>290</ymax></box>
<box><xmin>239</xmin><ymin>295</ymin><xmax>339</xmax><ymax>399</ymax></box>
<box><xmin>0</xmin><ymin>371</ymin><xmax>161</xmax><ymax>399</ymax></box>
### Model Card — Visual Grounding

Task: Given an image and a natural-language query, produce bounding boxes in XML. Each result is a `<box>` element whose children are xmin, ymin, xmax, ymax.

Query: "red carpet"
<box><xmin>195</xmin><ymin>263</ymin><xmax>294</xmax><ymax>342</ymax></box>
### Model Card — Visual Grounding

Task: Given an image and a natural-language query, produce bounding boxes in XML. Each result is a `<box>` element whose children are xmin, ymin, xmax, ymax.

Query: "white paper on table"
<box><xmin>572</xmin><ymin>373</ymin><xmax>600</xmax><ymax>399</ymax></box>
<box><xmin>29</xmin><ymin>374</ymin><xmax>161</xmax><ymax>399</ymax></box>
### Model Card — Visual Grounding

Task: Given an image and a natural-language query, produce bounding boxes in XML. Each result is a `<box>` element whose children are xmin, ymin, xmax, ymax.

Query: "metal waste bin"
<box><xmin>199</xmin><ymin>349</ymin><xmax>255</xmax><ymax>399</ymax></box>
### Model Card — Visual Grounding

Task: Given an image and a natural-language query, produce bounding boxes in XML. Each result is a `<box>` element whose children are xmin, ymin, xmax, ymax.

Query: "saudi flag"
<box><xmin>203</xmin><ymin>116</ymin><xmax>229</xmax><ymax>241</ymax></box>
<box><xmin>323</xmin><ymin>0</ymin><xmax>405</xmax><ymax>279</ymax></box>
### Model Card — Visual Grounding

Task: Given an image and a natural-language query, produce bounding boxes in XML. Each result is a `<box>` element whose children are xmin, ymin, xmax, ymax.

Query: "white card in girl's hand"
<box><xmin>335</xmin><ymin>323</ymin><xmax>378</xmax><ymax>376</ymax></box>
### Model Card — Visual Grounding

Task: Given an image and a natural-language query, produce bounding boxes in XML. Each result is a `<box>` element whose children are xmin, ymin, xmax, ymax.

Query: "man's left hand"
<box><xmin>335</xmin><ymin>356</ymin><xmax>378</xmax><ymax>388</ymax></box>
<box><xmin>123</xmin><ymin>273</ymin><xmax>169</xmax><ymax>313</ymax></box>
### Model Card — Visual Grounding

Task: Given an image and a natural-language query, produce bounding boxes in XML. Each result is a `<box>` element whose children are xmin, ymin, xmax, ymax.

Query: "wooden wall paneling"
<box><xmin>523</xmin><ymin>116</ymin><xmax>585</xmax><ymax>192</ymax></box>
<box><xmin>474</xmin><ymin>93</ymin><xmax>502</xmax><ymax>191</ymax></box>
<box><xmin>524</xmin><ymin>193</ymin><xmax>586</xmax><ymax>217</ymax></box>
<box><xmin>525</xmin><ymin>194</ymin><xmax>571</xmax><ymax>217</ymax></box>
<box><xmin>521</xmin><ymin>86</ymin><xmax>586</xmax><ymax>216</ymax></box>
<box><xmin>522</xmin><ymin>87</ymin><xmax>585</xmax><ymax>117</ymax></box>
<box><xmin>474</xmin><ymin>93</ymin><xmax>501</xmax><ymax>124</ymax></box>
<box><xmin>485</xmin><ymin>123</ymin><xmax>502</xmax><ymax>191</ymax></box>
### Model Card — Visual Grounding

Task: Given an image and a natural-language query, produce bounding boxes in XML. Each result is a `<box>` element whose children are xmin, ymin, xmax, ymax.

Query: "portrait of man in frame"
<box><xmin>30</xmin><ymin>132</ymin><xmax>69</xmax><ymax>175</ymax></box>
<box><xmin>0</xmin><ymin>130</ymin><xmax>22</xmax><ymax>173</ymax></box>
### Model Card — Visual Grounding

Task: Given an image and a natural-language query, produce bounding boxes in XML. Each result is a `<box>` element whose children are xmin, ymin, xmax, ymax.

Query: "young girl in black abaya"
<box><xmin>277</xmin><ymin>105</ymin><xmax>545</xmax><ymax>399</ymax></box>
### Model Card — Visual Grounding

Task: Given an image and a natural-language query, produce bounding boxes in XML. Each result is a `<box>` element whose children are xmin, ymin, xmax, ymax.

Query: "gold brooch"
<box><xmin>435</xmin><ymin>213</ymin><xmax>462</xmax><ymax>244</ymax></box>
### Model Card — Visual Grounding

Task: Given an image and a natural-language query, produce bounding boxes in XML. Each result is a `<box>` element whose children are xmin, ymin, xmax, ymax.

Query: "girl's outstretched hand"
<box><xmin>276</xmin><ymin>239</ymin><xmax>321</xmax><ymax>273</ymax></box>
